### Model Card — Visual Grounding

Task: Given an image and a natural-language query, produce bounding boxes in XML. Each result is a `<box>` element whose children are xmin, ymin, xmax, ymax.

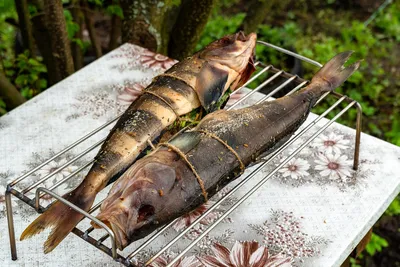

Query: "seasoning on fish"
<box><xmin>20</xmin><ymin>32</ymin><xmax>257</xmax><ymax>253</ymax></box>
<box><xmin>93</xmin><ymin>52</ymin><xmax>360</xmax><ymax>250</ymax></box>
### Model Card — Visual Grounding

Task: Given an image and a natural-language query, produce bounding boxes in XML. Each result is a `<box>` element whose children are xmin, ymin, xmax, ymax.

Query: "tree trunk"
<box><xmin>71</xmin><ymin>5</ymin><xmax>84</xmax><ymax>70</ymax></box>
<box><xmin>15</xmin><ymin>0</ymin><xmax>35</xmax><ymax>56</ymax></box>
<box><xmin>31</xmin><ymin>13</ymin><xmax>59</xmax><ymax>85</ymax></box>
<box><xmin>238</xmin><ymin>0</ymin><xmax>273</xmax><ymax>34</ymax></box>
<box><xmin>120</xmin><ymin>0</ymin><xmax>180</xmax><ymax>55</ymax></box>
<box><xmin>43</xmin><ymin>0</ymin><xmax>75</xmax><ymax>82</ymax></box>
<box><xmin>83</xmin><ymin>2</ymin><xmax>102</xmax><ymax>58</ymax></box>
<box><xmin>108</xmin><ymin>15</ymin><xmax>121</xmax><ymax>50</ymax></box>
<box><xmin>168</xmin><ymin>0</ymin><xmax>214</xmax><ymax>60</ymax></box>
<box><xmin>0</xmin><ymin>73</ymin><xmax>26</xmax><ymax>110</ymax></box>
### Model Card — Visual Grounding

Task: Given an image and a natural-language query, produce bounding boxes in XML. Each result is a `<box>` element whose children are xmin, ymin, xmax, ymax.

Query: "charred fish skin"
<box><xmin>20</xmin><ymin>32</ymin><xmax>257</xmax><ymax>254</ymax></box>
<box><xmin>93</xmin><ymin>52</ymin><xmax>361</xmax><ymax>250</ymax></box>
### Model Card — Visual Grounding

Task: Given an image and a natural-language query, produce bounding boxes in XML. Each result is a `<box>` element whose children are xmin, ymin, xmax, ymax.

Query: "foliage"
<box><xmin>350</xmin><ymin>257</ymin><xmax>362</xmax><ymax>267</ymax></box>
<box><xmin>0</xmin><ymin>0</ymin><xmax>16</xmax><ymax>63</ymax></box>
<box><xmin>0</xmin><ymin>98</ymin><xmax>6</xmax><ymax>114</ymax></box>
<box><xmin>385</xmin><ymin>196</ymin><xmax>400</xmax><ymax>217</ymax></box>
<box><xmin>64</xmin><ymin>10</ymin><xmax>80</xmax><ymax>39</ymax></box>
<box><xmin>196</xmin><ymin>13</ymin><xmax>246</xmax><ymax>51</ymax></box>
<box><xmin>3</xmin><ymin>51</ymin><xmax>47</xmax><ymax>99</ymax></box>
<box><xmin>373</xmin><ymin>3</ymin><xmax>400</xmax><ymax>42</ymax></box>
<box><xmin>106</xmin><ymin>4</ymin><xmax>124</xmax><ymax>18</ymax></box>
<box><xmin>365</xmin><ymin>233</ymin><xmax>389</xmax><ymax>256</ymax></box>
<box><xmin>88</xmin><ymin>0</ymin><xmax>104</xmax><ymax>6</ymax></box>
<box><xmin>64</xmin><ymin>9</ymin><xmax>90</xmax><ymax>52</ymax></box>
<box><xmin>87</xmin><ymin>0</ymin><xmax>125</xmax><ymax>18</ymax></box>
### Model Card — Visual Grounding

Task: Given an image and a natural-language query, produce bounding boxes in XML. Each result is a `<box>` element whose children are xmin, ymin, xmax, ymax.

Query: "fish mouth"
<box><xmin>93</xmin><ymin>204</ymin><xmax>154</xmax><ymax>250</ymax></box>
<box><xmin>93</xmin><ymin>210</ymin><xmax>130</xmax><ymax>250</ymax></box>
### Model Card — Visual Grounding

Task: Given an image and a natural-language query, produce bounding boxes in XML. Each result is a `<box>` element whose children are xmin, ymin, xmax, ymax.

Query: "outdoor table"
<box><xmin>1</xmin><ymin>43</ymin><xmax>399</xmax><ymax>267</ymax></box>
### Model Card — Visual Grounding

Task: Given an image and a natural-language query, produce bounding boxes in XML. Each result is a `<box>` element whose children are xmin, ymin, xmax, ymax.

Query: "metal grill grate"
<box><xmin>5</xmin><ymin>41</ymin><xmax>362</xmax><ymax>266</ymax></box>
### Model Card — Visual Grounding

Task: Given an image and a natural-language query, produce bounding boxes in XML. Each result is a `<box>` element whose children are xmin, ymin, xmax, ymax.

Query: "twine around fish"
<box><xmin>194</xmin><ymin>129</ymin><xmax>245</xmax><ymax>173</ymax></box>
<box><xmin>157</xmin><ymin>142</ymin><xmax>208</xmax><ymax>201</ymax></box>
<box><xmin>157</xmin><ymin>129</ymin><xmax>246</xmax><ymax>202</ymax></box>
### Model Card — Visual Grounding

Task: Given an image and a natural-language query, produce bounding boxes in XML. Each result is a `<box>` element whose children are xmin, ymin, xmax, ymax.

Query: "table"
<box><xmin>1</xmin><ymin>43</ymin><xmax>399</xmax><ymax>267</ymax></box>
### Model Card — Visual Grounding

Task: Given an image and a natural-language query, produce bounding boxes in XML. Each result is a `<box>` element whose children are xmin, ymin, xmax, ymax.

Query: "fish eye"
<box><xmin>219</xmin><ymin>38</ymin><xmax>232</xmax><ymax>45</ymax></box>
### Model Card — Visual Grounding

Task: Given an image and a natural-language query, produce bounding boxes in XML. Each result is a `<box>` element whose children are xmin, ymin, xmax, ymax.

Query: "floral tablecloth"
<box><xmin>0</xmin><ymin>44</ymin><xmax>399</xmax><ymax>267</ymax></box>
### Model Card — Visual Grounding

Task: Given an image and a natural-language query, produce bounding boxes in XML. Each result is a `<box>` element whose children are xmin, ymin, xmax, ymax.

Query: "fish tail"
<box><xmin>308</xmin><ymin>51</ymin><xmax>361</xmax><ymax>94</ymax></box>
<box><xmin>20</xmin><ymin>184</ymin><xmax>96</xmax><ymax>253</ymax></box>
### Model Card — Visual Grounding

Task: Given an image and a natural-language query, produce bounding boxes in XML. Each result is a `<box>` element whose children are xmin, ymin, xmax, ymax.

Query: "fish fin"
<box><xmin>232</xmin><ymin>55</ymin><xmax>256</xmax><ymax>91</ymax></box>
<box><xmin>20</xmin><ymin>185</ymin><xmax>96</xmax><ymax>253</ymax></box>
<box><xmin>310</xmin><ymin>51</ymin><xmax>361</xmax><ymax>92</ymax></box>
<box><xmin>196</xmin><ymin>62</ymin><xmax>229</xmax><ymax>113</ymax></box>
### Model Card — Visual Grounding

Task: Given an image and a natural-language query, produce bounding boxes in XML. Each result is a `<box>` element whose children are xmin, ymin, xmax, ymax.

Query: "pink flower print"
<box><xmin>199</xmin><ymin>241</ymin><xmax>292</xmax><ymax>267</ymax></box>
<box><xmin>173</xmin><ymin>201</ymin><xmax>219</xmax><ymax>231</ymax></box>
<box><xmin>117</xmin><ymin>83</ymin><xmax>145</xmax><ymax>106</ymax></box>
<box><xmin>139</xmin><ymin>50</ymin><xmax>178</xmax><ymax>71</ymax></box>
<box><xmin>315</xmin><ymin>153</ymin><xmax>353</xmax><ymax>181</ymax></box>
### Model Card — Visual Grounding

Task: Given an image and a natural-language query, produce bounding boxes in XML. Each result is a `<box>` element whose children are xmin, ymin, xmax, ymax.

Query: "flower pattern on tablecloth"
<box><xmin>139</xmin><ymin>50</ymin><xmax>177</xmax><ymax>71</ymax></box>
<box><xmin>117</xmin><ymin>82</ymin><xmax>145</xmax><ymax>106</ymax></box>
<box><xmin>4</xmin><ymin>149</ymin><xmax>88</xmax><ymax>220</ymax></box>
<box><xmin>249</xmin><ymin>210</ymin><xmax>330</xmax><ymax>266</ymax></box>
<box><xmin>65</xmin><ymin>78</ymin><xmax>153</xmax><ymax>121</ymax></box>
<box><xmin>314</xmin><ymin>132</ymin><xmax>349</xmax><ymax>154</ymax></box>
<box><xmin>66</xmin><ymin>91</ymin><xmax>123</xmax><ymax>121</ymax></box>
<box><xmin>199</xmin><ymin>241</ymin><xmax>293</xmax><ymax>267</ymax></box>
<box><xmin>111</xmin><ymin>79</ymin><xmax>152</xmax><ymax>106</ymax></box>
<box><xmin>278</xmin><ymin>158</ymin><xmax>310</xmax><ymax>180</ymax></box>
<box><xmin>149</xmin><ymin>255</ymin><xmax>201</xmax><ymax>267</ymax></box>
<box><xmin>314</xmin><ymin>153</ymin><xmax>352</xmax><ymax>181</ymax></box>
<box><xmin>24</xmin><ymin>149</ymin><xmax>85</xmax><ymax>190</ymax></box>
<box><xmin>273</xmin><ymin>128</ymin><xmax>381</xmax><ymax>190</ymax></box>
<box><xmin>35</xmin><ymin>158</ymin><xmax>75</xmax><ymax>182</ymax></box>
<box><xmin>173</xmin><ymin>201</ymin><xmax>221</xmax><ymax>232</ymax></box>
<box><xmin>108</xmin><ymin>44</ymin><xmax>177</xmax><ymax>74</ymax></box>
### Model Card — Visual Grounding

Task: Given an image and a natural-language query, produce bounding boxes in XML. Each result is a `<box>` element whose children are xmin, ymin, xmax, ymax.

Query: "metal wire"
<box><xmin>9</xmin><ymin>117</ymin><xmax>120</xmax><ymax>187</ymax></box>
<box><xmin>227</xmin><ymin>70</ymin><xmax>282</xmax><ymax>110</ymax></box>
<box><xmin>257</xmin><ymin>41</ymin><xmax>323</xmax><ymax>68</ymax></box>
<box><xmin>5</xmin><ymin>41</ymin><xmax>362</xmax><ymax>266</ymax></box>
<box><xmin>35</xmin><ymin>187</ymin><xmax>118</xmax><ymax>259</ymax></box>
<box><xmin>22</xmin><ymin>138</ymin><xmax>105</xmax><ymax>194</ymax></box>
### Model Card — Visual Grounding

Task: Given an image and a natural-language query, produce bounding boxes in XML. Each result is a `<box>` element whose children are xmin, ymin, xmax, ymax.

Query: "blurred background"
<box><xmin>0</xmin><ymin>0</ymin><xmax>398</xmax><ymax>266</ymax></box>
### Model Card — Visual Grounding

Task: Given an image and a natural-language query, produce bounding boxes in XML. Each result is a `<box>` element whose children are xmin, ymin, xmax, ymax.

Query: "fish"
<box><xmin>20</xmin><ymin>32</ymin><xmax>257</xmax><ymax>253</ymax></box>
<box><xmin>92</xmin><ymin>52</ymin><xmax>360</xmax><ymax>250</ymax></box>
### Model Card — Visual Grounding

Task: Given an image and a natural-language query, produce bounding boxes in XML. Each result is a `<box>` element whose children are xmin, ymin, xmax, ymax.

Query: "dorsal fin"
<box><xmin>195</xmin><ymin>62</ymin><xmax>229</xmax><ymax>113</ymax></box>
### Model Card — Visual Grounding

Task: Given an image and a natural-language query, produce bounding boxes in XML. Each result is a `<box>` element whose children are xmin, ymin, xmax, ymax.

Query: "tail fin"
<box><xmin>20</xmin><ymin>185</ymin><xmax>96</xmax><ymax>253</ymax></box>
<box><xmin>310</xmin><ymin>51</ymin><xmax>361</xmax><ymax>92</ymax></box>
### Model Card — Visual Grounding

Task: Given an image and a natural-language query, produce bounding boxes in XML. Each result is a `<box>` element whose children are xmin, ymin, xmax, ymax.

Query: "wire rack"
<box><xmin>5</xmin><ymin>41</ymin><xmax>362</xmax><ymax>266</ymax></box>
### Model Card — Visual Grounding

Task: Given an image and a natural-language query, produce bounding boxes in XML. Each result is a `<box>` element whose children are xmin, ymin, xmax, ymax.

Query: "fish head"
<box><xmin>196</xmin><ymin>32</ymin><xmax>257</xmax><ymax>112</ymax></box>
<box><xmin>93</xmin><ymin>158</ymin><xmax>179</xmax><ymax>250</ymax></box>
<box><xmin>200</xmin><ymin>31</ymin><xmax>257</xmax><ymax>76</ymax></box>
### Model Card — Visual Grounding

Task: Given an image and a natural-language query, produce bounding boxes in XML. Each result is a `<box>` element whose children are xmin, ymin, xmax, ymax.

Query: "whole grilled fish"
<box><xmin>21</xmin><ymin>32</ymin><xmax>257</xmax><ymax>253</ymax></box>
<box><xmin>93</xmin><ymin>52</ymin><xmax>360</xmax><ymax>249</ymax></box>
